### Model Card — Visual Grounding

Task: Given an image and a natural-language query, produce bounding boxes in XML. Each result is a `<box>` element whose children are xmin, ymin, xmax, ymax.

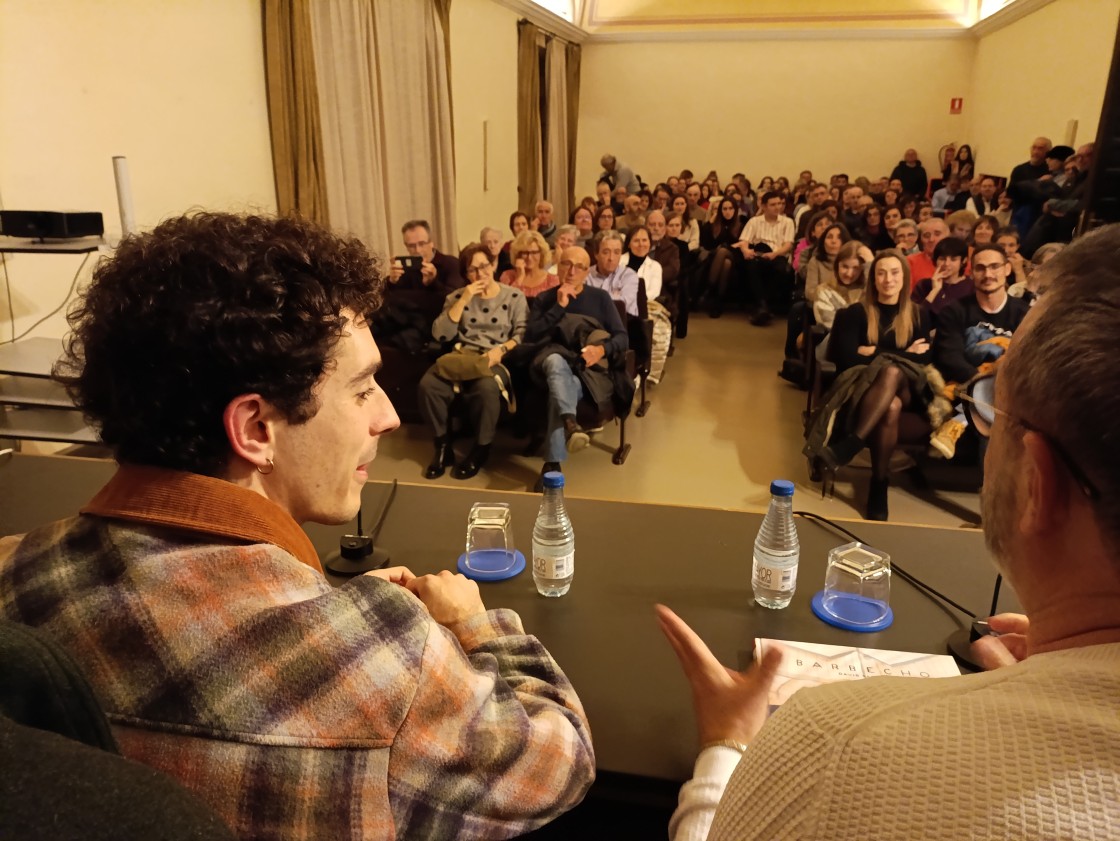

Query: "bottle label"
<box><xmin>753</xmin><ymin>562</ymin><xmax>798</xmax><ymax>592</ymax></box>
<box><xmin>534</xmin><ymin>551</ymin><xmax>573</xmax><ymax>579</ymax></box>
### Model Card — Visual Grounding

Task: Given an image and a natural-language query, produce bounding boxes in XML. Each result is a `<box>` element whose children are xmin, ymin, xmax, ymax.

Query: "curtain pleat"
<box><xmin>543</xmin><ymin>40</ymin><xmax>569</xmax><ymax>225</ymax></box>
<box><xmin>517</xmin><ymin>21</ymin><xmax>543</xmax><ymax>213</ymax></box>
<box><xmin>565</xmin><ymin>43</ymin><xmax>582</xmax><ymax>213</ymax></box>
<box><xmin>262</xmin><ymin>0</ymin><xmax>330</xmax><ymax>225</ymax></box>
<box><xmin>310</xmin><ymin>0</ymin><xmax>457</xmax><ymax>256</ymax></box>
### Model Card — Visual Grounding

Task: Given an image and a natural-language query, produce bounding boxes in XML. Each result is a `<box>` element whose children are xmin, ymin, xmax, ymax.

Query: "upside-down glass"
<box><xmin>465</xmin><ymin>503</ymin><xmax>518</xmax><ymax>575</ymax></box>
<box><xmin>820</xmin><ymin>542</ymin><xmax>892</xmax><ymax>627</ymax></box>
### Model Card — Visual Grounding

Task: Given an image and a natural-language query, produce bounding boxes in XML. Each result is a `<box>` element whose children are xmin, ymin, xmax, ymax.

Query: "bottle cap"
<box><xmin>542</xmin><ymin>471</ymin><xmax>565</xmax><ymax>489</ymax></box>
<box><xmin>770</xmin><ymin>479</ymin><xmax>795</xmax><ymax>497</ymax></box>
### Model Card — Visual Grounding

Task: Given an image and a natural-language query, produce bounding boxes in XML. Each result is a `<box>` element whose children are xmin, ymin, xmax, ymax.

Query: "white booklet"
<box><xmin>754</xmin><ymin>639</ymin><xmax>961</xmax><ymax>711</ymax></box>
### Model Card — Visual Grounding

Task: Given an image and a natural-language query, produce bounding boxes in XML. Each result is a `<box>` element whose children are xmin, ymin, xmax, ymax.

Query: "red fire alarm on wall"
<box><xmin>950</xmin><ymin>97</ymin><xmax>963</xmax><ymax>114</ymax></box>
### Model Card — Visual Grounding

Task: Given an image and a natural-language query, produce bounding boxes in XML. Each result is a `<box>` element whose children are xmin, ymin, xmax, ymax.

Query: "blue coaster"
<box><xmin>456</xmin><ymin>550</ymin><xmax>526</xmax><ymax>582</ymax></box>
<box><xmin>811</xmin><ymin>590</ymin><xmax>894</xmax><ymax>633</ymax></box>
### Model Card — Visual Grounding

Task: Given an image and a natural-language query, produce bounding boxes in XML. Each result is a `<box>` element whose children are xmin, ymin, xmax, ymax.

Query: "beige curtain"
<box><xmin>310</xmin><ymin>0</ymin><xmax>457</xmax><ymax>257</ymax></box>
<box><xmin>565</xmin><ymin>43</ymin><xmax>581</xmax><ymax>211</ymax></box>
<box><xmin>262</xmin><ymin>0</ymin><xmax>329</xmax><ymax>225</ymax></box>
<box><xmin>517</xmin><ymin>21</ymin><xmax>543</xmax><ymax>213</ymax></box>
<box><xmin>543</xmin><ymin>40</ymin><xmax>570</xmax><ymax>226</ymax></box>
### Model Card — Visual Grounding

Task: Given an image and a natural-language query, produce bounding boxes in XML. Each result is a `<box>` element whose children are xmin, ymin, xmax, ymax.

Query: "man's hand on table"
<box><xmin>656</xmin><ymin>604</ymin><xmax>783</xmax><ymax>747</ymax></box>
<box><xmin>971</xmin><ymin>612</ymin><xmax>1029</xmax><ymax>670</ymax></box>
<box><xmin>407</xmin><ymin>569</ymin><xmax>488</xmax><ymax>627</ymax></box>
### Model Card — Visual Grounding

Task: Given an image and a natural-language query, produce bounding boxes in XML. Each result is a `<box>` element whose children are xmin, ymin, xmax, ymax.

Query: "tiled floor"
<box><xmin>369</xmin><ymin>313</ymin><xmax>984</xmax><ymax>531</ymax></box>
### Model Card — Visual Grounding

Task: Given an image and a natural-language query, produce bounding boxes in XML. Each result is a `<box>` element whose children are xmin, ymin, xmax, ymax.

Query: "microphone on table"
<box><xmin>324</xmin><ymin>481</ymin><xmax>396</xmax><ymax>576</ymax></box>
<box><xmin>946</xmin><ymin>573</ymin><xmax>1003</xmax><ymax>671</ymax></box>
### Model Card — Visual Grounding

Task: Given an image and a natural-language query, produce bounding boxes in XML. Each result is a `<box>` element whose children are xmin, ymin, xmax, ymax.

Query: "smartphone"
<box><xmin>395</xmin><ymin>256</ymin><xmax>422</xmax><ymax>270</ymax></box>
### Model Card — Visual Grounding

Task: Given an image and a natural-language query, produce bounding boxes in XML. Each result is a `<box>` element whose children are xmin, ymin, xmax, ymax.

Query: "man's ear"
<box><xmin>1018</xmin><ymin>431</ymin><xmax>1064</xmax><ymax>538</ymax></box>
<box><xmin>223</xmin><ymin>393</ymin><xmax>275</xmax><ymax>471</ymax></box>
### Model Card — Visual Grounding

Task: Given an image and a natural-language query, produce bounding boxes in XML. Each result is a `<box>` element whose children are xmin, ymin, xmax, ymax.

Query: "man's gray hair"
<box><xmin>1004</xmin><ymin>225</ymin><xmax>1120</xmax><ymax>557</ymax></box>
<box><xmin>556</xmin><ymin>224</ymin><xmax>579</xmax><ymax>239</ymax></box>
<box><xmin>591</xmin><ymin>229</ymin><xmax>624</xmax><ymax>254</ymax></box>
<box><xmin>479</xmin><ymin>226</ymin><xmax>501</xmax><ymax>240</ymax></box>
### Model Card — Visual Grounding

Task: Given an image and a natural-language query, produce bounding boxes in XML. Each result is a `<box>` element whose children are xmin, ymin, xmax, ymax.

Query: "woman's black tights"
<box><xmin>852</xmin><ymin>364</ymin><xmax>927</xmax><ymax>480</ymax></box>
<box><xmin>707</xmin><ymin>246</ymin><xmax>735</xmax><ymax>311</ymax></box>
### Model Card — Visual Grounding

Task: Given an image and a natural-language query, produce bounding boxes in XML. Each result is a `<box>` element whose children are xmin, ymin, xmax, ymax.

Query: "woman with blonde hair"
<box><xmin>813</xmin><ymin>240</ymin><xmax>868</xmax><ymax>331</ymax></box>
<box><xmin>818</xmin><ymin>249</ymin><xmax>934</xmax><ymax>520</ymax></box>
<box><xmin>499</xmin><ymin>230</ymin><xmax>558</xmax><ymax>299</ymax></box>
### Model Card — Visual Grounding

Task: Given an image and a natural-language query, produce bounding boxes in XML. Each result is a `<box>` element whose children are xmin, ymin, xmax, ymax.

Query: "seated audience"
<box><xmin>700</xmin><ymin>198</ymin><xmax>745</xmax><ymax>317</ymax></box>
<box><xmin>651</xmin><ymin>184</ymin><xmax>673</xmax><ymax>211</ymax></box>
<box><xmin>0</xmin><ymin>212</ymin><xmax>594</xmax><ymax>839</ymax></box>
<box><xmin>530</xmin><ymin>200</ymin><xmax>558</xmax><ymax>245</ymax></box>
<box><xmin>595</xmin><ymin>179</ymin><xmax>613</xmax><ymax>210</ymax></box>
<box><xmin>813</xmin><ymin>240</ymin><xmax>869</xmax><ymax>331</ymax></box>
<box><xmin>500</xmin><ymin>230</ymin><xmax>559</xmax><ymax>299</ymax></box>
<box><xmin>883</xmin><ymin>205</ymin><xmax>903</xmax><ymax>239</ymax></box>
<box><xmin>815</xmin><ymin>249</ymin><xmax>934</xmax><ymax>519</ymax></box>
<box><xmin>549</xmin><ymin>225</ymin><xmax>579</xmax><ymax>271</ymax></box>
<box><xmin>1011</xmin><ymin>241</ymin><xmax>1065</xmax><ymax>304</ymax></box>
<box><xmin>420</xmin><ymin>244</ymin><xmax>528</xmax><ymax>479</ymax></box>
<box><xmin>792</xmin><ymin>211</ymin><xmax>830</xmax><ymax>273</ymax></box>
<box><xmin>594</xmin><ymin>204</ymin><xmax>616</xmax><ymax>234</ymax></box>
<box><xmin>646</xmin><ymin>210</ymin><xmax>682</xmax><ymax>312</ymax></box>
<box><xmin>917</xmin><ymin>201</ymin><xmax>934</xmax><ymax>223</ymax></box>
<box><xmin>892</xmin><ymin>218</ymin><xmax>919</xmax><ymax>255</ymax></box>
<box><xmin>899</xmin><ymin>194</ymin><xmax>919</xmax><ymax>220</ymax></box>
<box><xmin>372</xmin><ymin>219</ymin><xmax>464</xmax><ymax>352</ymax></box>
<box><xmin>616</xmin><ymin>194</ymin><xmax>646</xmax><ymax>235</ymax></box>
<box><xmin>996</xmin><ymin>226</ymin><xmax>1029</xmax><ymax>292</ymax></box>
<box><xmin>570</xmin><ymin>205</ymin><xmax>595</xmax><ymax>247</ymax></box>
<box><xmin>803</xmin><ymin>223</ymin><xmax>855</xmax><ymax>304</ymax></box>
<box><xmin>624</xmin><ymin>225</ymin><xmax>673</xmax><ymax>384</ymax></box>
<box><xmin>685</xmin><ymin>183</ymin><xmax>708</xmax><ymax>226</ymax></box>
<box><xmin>794</xmin><ymin>182</ymin><xmax>829</xmax><ymax>237</ymax></box>
<box><xmin>946</xmin><ymin>209</ymin><xmax>978</xmax><ymax>240</ymax></box>
<box><xmin>671</xmin><ymin>195</ymin><xmax>701</xmax><ymax>252</ymax></box>
<box><xmin>929</xmin><ymin>242</ymin><xmax>1029</xmax><ymax>459</ymax></box>
<box><xmin>932</xmin><ymin>174</ymin><xmax>967</xmax><ymax>214</ymax></box>
<box><xmin>735</xmin><ymin>191</ymin><xmax>796</xmax><ymax>326</ymax></box>
<box><xmin>971</xmin><ymin>214</ymin><xmax>999</xmax><ymax>249</ymax></box>
<box><xmin>992</xmin><ymin>189</ymin><xmax>1014</xmax><ymax>228</ymax></box>
<box><xmin>907</xmin><ymin>217</ymin><xmax>949</xmax><ymax>287</ymax></box>
<box><xmin>662</xmin><ymin>228</ymin><xmax>1120</xmax><ymax>841</ymax></box>
<box><xmin>587</xmin><ymin>231</ymin><xmax>640</xmax><ymax>318</ymax></box>
<box><xmin>858</xmin><ymin>204</ymin><xmax>894</xmax><ymax>250</ymax></box>
<box><xmin>638</xmin><ymin>189</ymin><xmax>652</xmax><ymax>214</ymax></box>
<box><xmin>965</xmin><ymin>175</ymin><xmax>1000</xmax><ymax>216</ymax></box>
<box><xmin>524</xmin><ymin>247</ymin><xmax>629</xmax><ymax>481</ymax></box>
<box><xmin>1008</xmin><ymin>135</ymin><xmax>1052</xmax><ymax>185</ymax></box>
<box><xmin>911</xmin><ymin>236</ymin><xmax>974</xmax><ymax>326</ymax></box>
<box><xmin>841</xmin><ymin>186</ymin><xmax>864</xmax><ymax>232</ymax></box>
<box><xmin>481</xmin><ymin>225</ymin><xmax>511</xmax><ymax>276</ymax></box>
<box><xmin>1023</xmin><ymin>143</ymin><xmax>1093</xmax><ymax>258</ymax></box>
<box><xmin>504</xmin><ymin>211</ymin><xmax>530</xmax><ymax>255</ymax></box>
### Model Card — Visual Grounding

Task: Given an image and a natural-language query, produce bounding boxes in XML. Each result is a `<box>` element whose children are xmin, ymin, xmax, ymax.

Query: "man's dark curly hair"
<box><xmin>55</xmin><ymin>212</ymin><xmax>385</xmax><ymax>476</ymax></box>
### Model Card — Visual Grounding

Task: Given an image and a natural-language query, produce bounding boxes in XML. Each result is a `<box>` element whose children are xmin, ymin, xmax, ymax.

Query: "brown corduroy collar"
<box><xmin>80</xmin><ymin>464</ymin><xmax>323</xmax><ymax>574</ymax></box>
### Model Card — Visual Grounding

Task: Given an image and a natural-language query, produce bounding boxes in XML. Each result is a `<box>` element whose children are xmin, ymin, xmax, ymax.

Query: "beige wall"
<box><xmin>576</xmin><ymin>38</ymin><xmax>976</xmax><ymax>196</ymax></box>
<box><xmin>970</xmin><ymin>0</ymin><xmax>1120</xmax><ymax>179</ymax></box>
<box><xmin>0</xmin><ymin>0</ymin><xmax>275</xmax><ymax>341</ymax></box>
<box><xmin>450</xmin><ymin>0</ymin><xmax>522</xmax><ymax>251</ymax></box>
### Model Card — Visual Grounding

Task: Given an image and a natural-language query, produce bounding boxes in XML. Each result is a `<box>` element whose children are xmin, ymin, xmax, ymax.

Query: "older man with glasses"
<box><xmin>662</xmin><ymin>225</ymin><xmax>1120</xmax><ymax>841</ymax></box>
<box><xmin>523</xmin><ymin>246</ymin><xmax>628</xmax><ymax>486</ymax></box>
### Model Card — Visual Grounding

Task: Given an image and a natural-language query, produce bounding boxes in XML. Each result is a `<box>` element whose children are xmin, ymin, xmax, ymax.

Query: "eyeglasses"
<box><xmin>523</xmin><ymin>250</ymin><xmax>542</xmax><ymax>256</ymax></box>
<box><xmin>959</xmin><ymin>388</ymin><xmax>1101</xmax><ymax>501</ymax></box>
<box><xmin>972</xmin><ymin>260</ymin><xmax>1006</xmax><ymax>276</ymax></box>
<box><xmin>558</xmin><ymin>260</ymin><xmax>589</xmax><ymax>272</ymax></box>
<box><xmin>467</xmin><ymin>264</ymin><xmax>492</xmax><ymax>277</ymax></box>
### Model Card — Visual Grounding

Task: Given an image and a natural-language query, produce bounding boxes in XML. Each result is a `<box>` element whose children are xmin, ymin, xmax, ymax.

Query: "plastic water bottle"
<box><xmin>752</xmin><ymin>480</ymin><xmax>800</xmax><ymax>609</ymax></box>
<box><xmin>533</xmin><ymin>471</ymin><xmax>575</xmax><ymax>597</ymax></box>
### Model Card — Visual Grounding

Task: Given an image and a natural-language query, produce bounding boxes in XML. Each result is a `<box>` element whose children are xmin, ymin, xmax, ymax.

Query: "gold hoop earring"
<box><xmin>256</xmin><ymin>458</ymin><xmax>274</xmax><ymax>475</ymax></box>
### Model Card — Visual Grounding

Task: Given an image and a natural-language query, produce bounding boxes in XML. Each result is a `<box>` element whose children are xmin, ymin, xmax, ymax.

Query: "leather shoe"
<box><xmin>563</xmin><ymin>417</ymin><xmax>589</xmax><ymax>453</ymax></box>
<box><xmin>424</xmin><ymin>437</ymin><xmax>455</xmax><ymax>480</ymax></box>
<box><xmin>865</xmin><ymin>477</ymin><xmax>889</xmax><ymax>521</ymax></box>
<box><xmin>452</xmin><ymin>444</ymin><xmax>490</xmax><ymax>480</ymax></box>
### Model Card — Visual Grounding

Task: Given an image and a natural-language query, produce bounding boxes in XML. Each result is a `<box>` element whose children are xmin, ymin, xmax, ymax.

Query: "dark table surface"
<box><xmin>1</xmin><ymin>453</ymin><xmax>1018</xmax><ymax>782</ymax></box>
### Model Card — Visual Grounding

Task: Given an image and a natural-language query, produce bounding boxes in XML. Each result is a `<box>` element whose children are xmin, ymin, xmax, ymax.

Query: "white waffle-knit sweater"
<box><xmin>671</xmin><ymin>643</ymin><xmax>1120</xmax><ymax>841</ymax></box>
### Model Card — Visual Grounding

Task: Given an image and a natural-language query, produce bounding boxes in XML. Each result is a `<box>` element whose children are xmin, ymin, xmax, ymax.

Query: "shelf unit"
<box><xmin>1</xmin><ymin>238</ymin><xmax>107</xmax><ymax>446</ymax></box>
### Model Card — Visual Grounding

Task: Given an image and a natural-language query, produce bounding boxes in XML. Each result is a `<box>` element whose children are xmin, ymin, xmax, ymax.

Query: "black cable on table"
<box><xmin>793</xmin><ymin>510</ymin><xmax>978</xmax><ymax>622</ymax></box>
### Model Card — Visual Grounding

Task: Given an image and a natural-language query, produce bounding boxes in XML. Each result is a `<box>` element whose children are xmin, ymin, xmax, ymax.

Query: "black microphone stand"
<box><xmin>946</xmin><ymin>573</ymin><xmax>1003</xmax><ymax>670</ymax></box>
<box><xmin>324</xmin><ymin>481</ymin><xmax>396</xmax><ymax>576</ymax></box>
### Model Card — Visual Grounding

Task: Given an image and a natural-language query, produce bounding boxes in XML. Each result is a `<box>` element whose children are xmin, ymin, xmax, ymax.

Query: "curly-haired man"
<box><xmin>0</xmin><ymin>213</ymin><xmax>593</xmax><ymax>839</ymax></box>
